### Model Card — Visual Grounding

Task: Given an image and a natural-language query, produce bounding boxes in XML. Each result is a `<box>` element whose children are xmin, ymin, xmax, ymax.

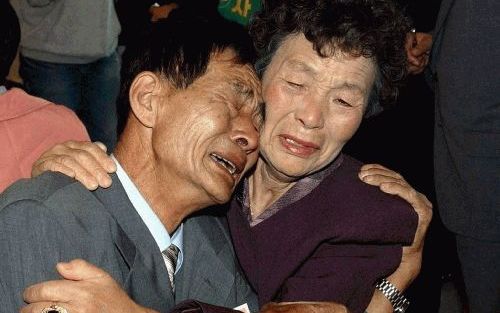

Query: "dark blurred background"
<box><xmin>345</xmin><ymin>1</ymin><xmax>466</xmax><ymax>312</ymax></box>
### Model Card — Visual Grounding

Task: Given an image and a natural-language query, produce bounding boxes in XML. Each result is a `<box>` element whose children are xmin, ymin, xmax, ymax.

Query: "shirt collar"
<box><xmin>111</xmin><ymin>155</ymin><xmax>184</xmax><ymax>272</ymax></box>
<box><xmin>0</xmin><ymin>86</ymin><xmax>7</xmax><ymax>95</ymax></box>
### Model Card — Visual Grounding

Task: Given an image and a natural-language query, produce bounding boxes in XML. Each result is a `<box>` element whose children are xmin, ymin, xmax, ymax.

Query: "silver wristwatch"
<box><xmin>374</xmin><ymin>278</ymin><xmax>410</xmax><ymax>313</ymax></box>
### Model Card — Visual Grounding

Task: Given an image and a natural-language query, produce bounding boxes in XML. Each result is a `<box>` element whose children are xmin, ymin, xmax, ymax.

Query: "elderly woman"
<box><xmin>222</xmin><ymin>1</ymin><xmax>427</xmax><ymax>312</ymax></box>
<box><xmin>23</xmin><ymin>1</ymin><xmax>431</xmax><ymax>313</ymax></box>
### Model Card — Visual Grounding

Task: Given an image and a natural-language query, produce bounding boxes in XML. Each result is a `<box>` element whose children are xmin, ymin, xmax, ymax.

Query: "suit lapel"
<box><xmin>175</xmin><ymin>213</ymin><xmax>235</xmax><ymax>305</ymax></box>
<box><xmin>93</xmin><ymin>174</ymin><xmax>174</xmax><ymax>312</ymax></box>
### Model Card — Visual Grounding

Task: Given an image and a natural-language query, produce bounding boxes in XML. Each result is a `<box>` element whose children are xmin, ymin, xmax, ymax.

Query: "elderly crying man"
<box><xmin>0</xmin><ymin>11</ymin><xmax>262</xmax><ymax>313</ymax></box>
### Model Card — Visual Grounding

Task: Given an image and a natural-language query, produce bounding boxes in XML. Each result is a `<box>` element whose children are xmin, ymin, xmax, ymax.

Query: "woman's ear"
<box><xmin>129</xmin><ymin>71</ymin><xmax>167</xmax><ymax>128</ymax></box>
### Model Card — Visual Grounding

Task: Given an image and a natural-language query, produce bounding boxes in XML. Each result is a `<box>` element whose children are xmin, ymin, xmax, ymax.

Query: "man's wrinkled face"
<box><xmin>259</xmin><ymin>34</ymin><xmax>377</xmax><ymax>180</ymax></box>
<box><xmin>152</xmin><ymin>49</ymin><xmax>262</xmax><ymax>205</ymax></box>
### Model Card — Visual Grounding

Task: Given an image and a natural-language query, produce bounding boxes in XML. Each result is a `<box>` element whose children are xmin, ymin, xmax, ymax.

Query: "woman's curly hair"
<box><xmin>249</xmin><ymin>0</ymin><xmax>411</xmax><ymax>117</ymax></box>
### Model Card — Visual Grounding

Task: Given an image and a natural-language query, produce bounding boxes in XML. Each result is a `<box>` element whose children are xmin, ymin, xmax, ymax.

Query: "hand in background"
<box><xmin>260</xmin><ymin>302</ymin><xmax>349</xmax><ymax>313</ymax></box>
<box><xmin>31</xmin><ymin>140</ymin><xmax>116</xmax><ymax>190</ymax></box>
<box><xmin>149</xmin><ymin>3</ymin><xmax>179</xmax><ymax>22</ymax></box>
<box><xmin>21</xmin><ymin>259</ymin><xmax>158</xmax><ymax>313</ymax></box>
<box><xmin>405</xmin><ymin>31</ymin><xmax>433</xmax><ymax>75</ymax></box>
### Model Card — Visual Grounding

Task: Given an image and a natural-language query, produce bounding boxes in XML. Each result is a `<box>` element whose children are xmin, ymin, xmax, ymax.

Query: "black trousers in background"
<box><xmin>456</xmin><ymin>234</ymin><xmax>500</xmax><ymax>313</ymax></box>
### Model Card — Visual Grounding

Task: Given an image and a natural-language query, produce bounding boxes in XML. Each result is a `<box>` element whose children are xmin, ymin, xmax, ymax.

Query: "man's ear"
<box><xmin>129</xmin><ymin>71</ymin><xmax>167</xmax><ymax>128</ymax></box>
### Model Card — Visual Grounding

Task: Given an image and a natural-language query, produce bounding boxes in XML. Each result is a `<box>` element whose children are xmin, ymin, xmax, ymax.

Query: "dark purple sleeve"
<box><xmin>277</xmin><ymin>243</ymin><xmax>402</xmax><ymax>313</ymax></box>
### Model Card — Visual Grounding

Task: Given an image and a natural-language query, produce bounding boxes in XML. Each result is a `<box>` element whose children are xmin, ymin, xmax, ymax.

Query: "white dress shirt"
<box><xmin>112</xmin><ymin>155</ymin><xmax>184</xmax><ymax>273</ymax></box>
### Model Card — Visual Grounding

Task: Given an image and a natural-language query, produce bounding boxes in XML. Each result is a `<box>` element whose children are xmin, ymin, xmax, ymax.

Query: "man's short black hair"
<box><xmin>117</xmin><ymin>9</ymin><xmax>257</xmax><ymax>135</ymax></box>
<box><xmin>0</xmin><ymin>1</ymin><xmax>21</xmax><ymax>85</ymax></box>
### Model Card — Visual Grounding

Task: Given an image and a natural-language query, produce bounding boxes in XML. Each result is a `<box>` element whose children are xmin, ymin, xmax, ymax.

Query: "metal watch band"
<box><xmin>374</xmin><ymin>278</ymin><xmax>410</xmax><ymax>313</ymax></box>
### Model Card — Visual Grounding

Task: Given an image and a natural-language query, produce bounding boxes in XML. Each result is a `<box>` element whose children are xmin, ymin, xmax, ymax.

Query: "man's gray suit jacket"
<box><xmin>429</xmin><ymin>0</ymin><xmax>500</xmax><ymax>241</ymax></box>
<box><xmin>0</xmin><ymin>172</ymin><xmax>257</xmax><ymax>312</ymax></box>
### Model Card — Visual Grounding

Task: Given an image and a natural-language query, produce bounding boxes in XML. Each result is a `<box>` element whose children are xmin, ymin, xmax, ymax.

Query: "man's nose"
<box><xmin>231</xmin><ymin>114</ymin><xmax>259</xmax><ymax>154</ymax></box>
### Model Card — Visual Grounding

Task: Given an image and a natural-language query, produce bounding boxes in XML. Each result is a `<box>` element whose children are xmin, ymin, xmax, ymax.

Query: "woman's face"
<box><xmin>258</xmin><ymin>34</ymin><xmax>377</xmax><ymax>181</ymax></box>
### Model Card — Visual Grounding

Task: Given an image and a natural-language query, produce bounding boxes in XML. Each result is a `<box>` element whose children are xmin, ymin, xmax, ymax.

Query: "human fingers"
<box><xmin>407</xmin><ymin>47</ymin><xmax>430</xmax><ymax>63</ymax></box>
<box><xmin>31</xmin><ymin>157</ymin><xmax>76</xmax><ymax>180</ymax></box>
<box><xmin>32</xmin><ymin>141</ymin><xmax>115</xmax><ymax>189</ymax></box>
<box><xmin>379</xmin><ymin>182</ymin><xmax>433</xmax><ymax>245</ymax></box>
<box><xmin>406</xmin><ymin>49</ymin><xmax>421</xmax><ymax>69</ymax></box>
<box><xmin>21</xmin><ymin>302</ymin><xmax>79</xmax><ymax>313</ymax></box>
<box><xmin>150</xmin><ymin>10</ymin><xmax>160</xmax><ymax>22</ymax></box>
<box><xmin>359</xmin><ymin>167</ymin><xmax>429</xmax><ymax>221</ymax></box>
<box><xmin>94</xmin><ymin>141</ymin><xmax>108</xmax><ymax>152</ymax></box>
<box><xmin>359</xmin><ymin>164</ymin><xmax>433</xmax><ymax>222</ymax></box>
<box><xmin>408</xmin><ymin>63</ymin><xmax>427</xmax><ymax>75</ymax></box>
<box><xmin>408</xmin><ymin>45</ymin><xmax>430</xmax><ymax>58</ymax></box>
<box><xmin>406</xmin><ymin>32</ymin><xmax>431</xmax><ymax>74</ymax></box>
<box><xmin>23</xmin><ymin>263</ymin><xmax>117</xmax><ymax>310</ymax></box>
<box><xmin>150</xmin><ymin>4</ymin><xmax>178</xmax><ymax>22</ymax></box>
<box><xmin>406</xmin><ymin>191</ymin><xmax>433</xmax><ymax>242</ymax></box>
<box><xmin>407</xmin><ymin>32</ymin><xmax>433</xmax><ymax>57</ymax></box>
<box><xmin>23</xmin><ymin>260</ymin><xmax>110</xmax><ymax>304</ymax></box>
<box><xmin>359</xmin><ymin>164</ymin><xmax>406</xmax><ymax>182</ymax></box>
<box><xmin>31</xmin><ymin>142</ymin><xmax>76</xmax><ymax>177</ymax></box>
<box><xmin>407</xmin><ymin>55</ymin><xmax>429</xmax><ymax>74</ymax></box>
<box><xmin>23</xmin><ymin>279</ymin><xmax>84</xmax><ymax>305</ymax></box>
<box><xmin>359</xmin><ymin>163</ymin><xmax>390</xmax><ymax>171</ymax></box>
<box><xmin>414</xmin><ymin>32</ymin><xmax>433</xmax><ymax>55</ymax></box>
<box><xmin>376</xmin><ymin>181</ymin><xmax>419</xmax><ymax>201</ymax></box>
<box><xmin>405</xmin><ymin>31</ymin><xmax>419</xmax><ymax>61</ymax></box>
<box><xmin>407</xmin><ymin>53</ymin><xmax>429</xmax><ymax>74</ymax></box>
<box><xmin>23</xmin><ymin>260</ymin><xmax>151</xmax><ymax>313</ymax></box>
<box><xmin>55</xmin><ymin>259</ymin><xmax>110</xmax><ymax>281</ymax></box>
<box><xmin>65</xmin><ymin>141</ymin><xmax>116</xmax><ymax>173</ymax></box>
<box><xmin>35</xmin><ymin>154</ymin><xmax>100</xmax><ymax>190</ymax></box>
<box><xmin>419</xmin><ymin>53</ymin><xmax>430</xmax><ymax>70</ymax></box>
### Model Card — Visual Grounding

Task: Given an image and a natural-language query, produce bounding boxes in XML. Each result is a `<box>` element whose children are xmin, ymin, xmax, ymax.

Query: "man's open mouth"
<box><xmin>210</xmin><ymin>153</ymin><xmax>240</xmax><ymax>175</ymax></box>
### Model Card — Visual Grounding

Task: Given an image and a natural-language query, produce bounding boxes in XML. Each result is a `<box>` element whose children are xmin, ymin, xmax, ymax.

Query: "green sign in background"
<box><xmin>218</xmin><ymin>0</ymin><xmax>262</xmax><ymax>26</ymax></box>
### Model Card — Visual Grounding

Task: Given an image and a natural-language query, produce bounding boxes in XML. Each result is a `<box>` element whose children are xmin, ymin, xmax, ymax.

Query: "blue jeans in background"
<box><xmin>20</xmin><ymin>52</ymin><xmax>120</xmax><ymax>152</ymax></box>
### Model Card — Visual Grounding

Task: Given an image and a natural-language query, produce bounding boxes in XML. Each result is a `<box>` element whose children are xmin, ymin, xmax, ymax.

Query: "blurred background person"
<box><xmin>0</xmin><ymin>0</ymin><xmax>89</xmax><ymax>192</ymax></box>
<box><xmin>405</xmin><ymin>1</ymin><xmax>500</xmax><ymax>312</ymax></box>
<box><xmin>0</xmin><ymin>0</ymin><xmax>20</xmax><ymax>94</ymax></box>
<box><xmin>11</xmin><ymin>0</ymin><xmax>120</xmax><ymax>152</ymax></box>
